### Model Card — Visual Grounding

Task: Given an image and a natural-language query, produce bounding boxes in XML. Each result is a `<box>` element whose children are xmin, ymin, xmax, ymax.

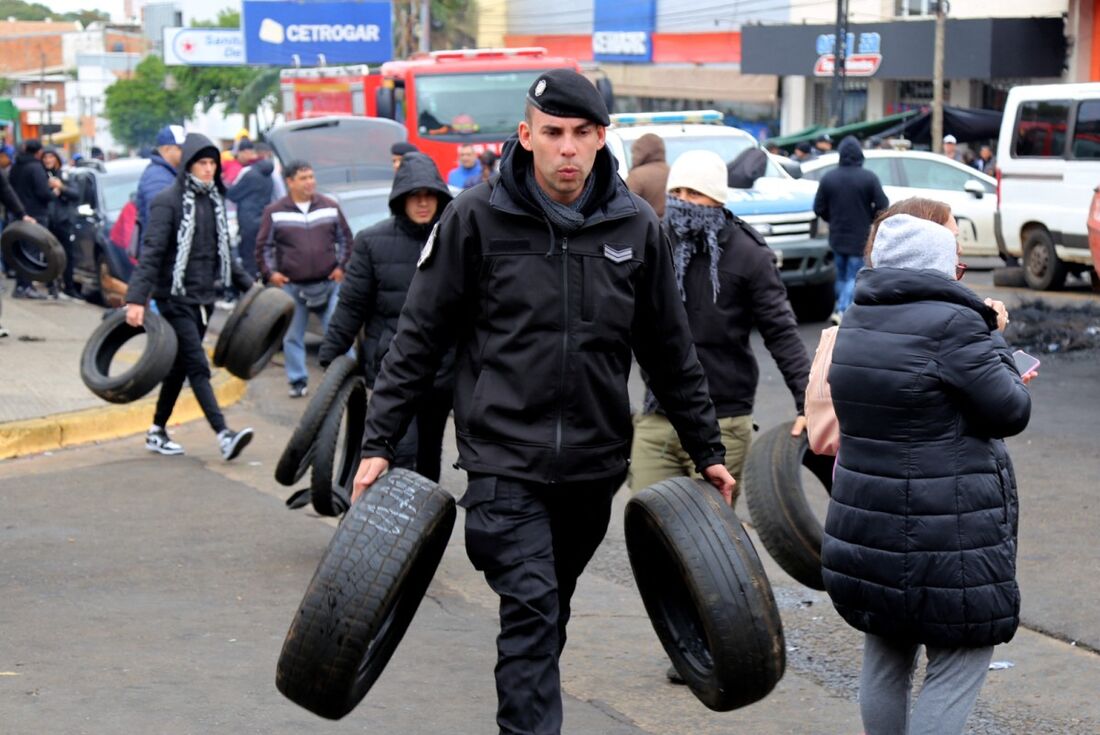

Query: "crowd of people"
<box><xmin>3</xmin><ymin>73</ymin><xmax>1034</xmax><ymax>735</ymax></box>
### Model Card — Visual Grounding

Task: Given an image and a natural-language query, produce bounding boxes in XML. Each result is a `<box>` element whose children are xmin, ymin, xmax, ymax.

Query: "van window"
<box><xmin>1071</xmin><ymin>100</ymin><xmax>1100</xmax><ymax>159</ymax></box>
<box><xmin>1013</xmin><ymin>100</ymin><xmax>1070</xmax><ymax>158</ymax></box>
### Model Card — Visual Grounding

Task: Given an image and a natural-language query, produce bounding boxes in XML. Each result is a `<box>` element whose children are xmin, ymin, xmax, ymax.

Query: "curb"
<box><xmin>0</xmin><ymin>369</ymin><xmax>248</xmax><ymax>461</ymax></box>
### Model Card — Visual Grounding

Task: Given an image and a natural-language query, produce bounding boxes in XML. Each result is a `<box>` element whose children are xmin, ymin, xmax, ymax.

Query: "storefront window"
<box><xmin>1012</xmin><ymin>100</ymin><xmax>1070</xmax><ymax>158</ymax></box>
<box><xmin>1071</xmin><ymin>101</ymin><xmax>1100</xmax><ymax>160</ymax></box>
<box><xmin>895</xmin><ymin>0</ymin><xmax>934</xmax><ymax>16</ymax></box>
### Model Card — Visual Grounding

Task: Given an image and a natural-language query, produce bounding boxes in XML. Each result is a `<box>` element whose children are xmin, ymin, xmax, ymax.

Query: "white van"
<box><xmin>996</xmin><ymin>83</ymin><xmax>1100</xmax><ymax>290</ymax></box>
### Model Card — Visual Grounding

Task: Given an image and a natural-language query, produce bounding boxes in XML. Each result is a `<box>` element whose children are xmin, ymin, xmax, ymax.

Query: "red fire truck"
<box><xmin>281</xmin><ymin>48</ymin><xmax>610</xmax><ymax>177</ymax></box>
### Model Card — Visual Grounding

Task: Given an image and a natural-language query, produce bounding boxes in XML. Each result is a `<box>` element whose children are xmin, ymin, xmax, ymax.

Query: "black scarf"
<box><xmin>524</xmin><ymin>166</ymin><xmax>598</xmax><ymax>234</ymax></box>
<box><xmin>665</xmin><ymin>196</ymin><xmax>726</xmax><ymax>303</ymax></box>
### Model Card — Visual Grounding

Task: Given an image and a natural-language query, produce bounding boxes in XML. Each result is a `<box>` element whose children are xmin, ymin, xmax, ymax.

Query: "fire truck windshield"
<box><xmin>414</xmin><ymin>70</ymin><xmax>551</xmax><ymax>140</ymax></box>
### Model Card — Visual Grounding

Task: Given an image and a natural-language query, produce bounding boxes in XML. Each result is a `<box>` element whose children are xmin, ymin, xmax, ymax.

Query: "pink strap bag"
<box><xmin>806</xmin><ymin>326</ymin><xmax>840</xmax><ymax>457</ymax></box>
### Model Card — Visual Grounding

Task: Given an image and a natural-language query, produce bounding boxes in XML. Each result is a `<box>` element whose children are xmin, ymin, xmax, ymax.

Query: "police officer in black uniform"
<box><xmin>353</xmin><ymin>69</ymin><xmax>734</xmax><ymax>735</ymax></box>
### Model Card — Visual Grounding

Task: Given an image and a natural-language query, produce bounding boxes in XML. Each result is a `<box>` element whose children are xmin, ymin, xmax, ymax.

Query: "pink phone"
<box><xmin>1012</xmin><ymin>350</ymin><xmax>1040</xmax><ymax>377</ymax></box>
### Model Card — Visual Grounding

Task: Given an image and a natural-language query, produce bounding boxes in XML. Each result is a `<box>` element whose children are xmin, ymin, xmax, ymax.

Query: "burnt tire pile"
<box><xmin>1</xmin><ymin>220</ymin><xmax>65</xmax><ymax>283</ymax></box>
<box><xmin>276</xmin><ymin>469</ymin><xmax>456</xmax><ymax>719</ymax></box>
<box><xmin>213</xmin><ymin>285</ymin><xmax>295</xmax><ymax>380</ymax></box>
<box><xmin>742</xmin><ymin>421</ymin><xmax>834</xmax><ymax>590</ymax></box>
<box><xmin>276</xmin><ymin>354</ymin><xmax>365</xmax><ymax>517</ymax></box>
<box><xmin>625</xmin><ymin>477</ymin><xmax>786</xmax><ymax>711</ymax></box>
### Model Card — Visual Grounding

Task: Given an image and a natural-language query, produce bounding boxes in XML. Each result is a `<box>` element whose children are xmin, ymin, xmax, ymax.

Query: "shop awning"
<box><xmin>766</xmin><ymin>109</ymin><xmax>920</xmax><ymax>148</ymax></box>
<box><xmin>873</xmin><ymin>106</ymin><xmax>1003</xmax><ymax>144</ymax></box>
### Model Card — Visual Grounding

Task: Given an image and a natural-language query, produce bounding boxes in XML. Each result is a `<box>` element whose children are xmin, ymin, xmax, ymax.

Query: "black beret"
<box><xmin>526</xmin><ymin>69</ymin><xmax>610</xmax><ymax>127</ymax></box>
<box><xmin>391</xmin><ymin>141</ymin><xmax>419</xmax><ymax>156</ymax></box>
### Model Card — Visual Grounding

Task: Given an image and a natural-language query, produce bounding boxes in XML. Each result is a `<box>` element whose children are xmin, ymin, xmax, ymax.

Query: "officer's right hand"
<box><xmin>125</xmin><ymin>303</ymin><xmax>145</xmax><ymax>328</ymax></box>
<box><xmin>701</xmin><ymin>464</ymin><xmax>735</xmax><ymax>505</ymax></box>
<box><xmin>269</xmin><ymin>271</ymin><xmax>289</xmax><ymax>287</ymax></box>
<box><xmin>352</xmin><ymin>457</ymin><xmax>390</xmax><ymax>504</ymax></box>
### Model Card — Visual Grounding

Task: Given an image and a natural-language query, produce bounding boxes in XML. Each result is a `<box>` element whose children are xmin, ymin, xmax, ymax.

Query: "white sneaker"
<box><xmin>146</xmin><ymin>427</ymin><xmax>184</xmax><ymax>455</ymax></box>
<box><xmin>218</xmin><ymin>427</ymin><xmax>253</xmax><ymax>461</ymax></box>
<box><xmin>829</xmin><ymin>312</ymin><xmax>842</xmax><ymax>326</ymax></box>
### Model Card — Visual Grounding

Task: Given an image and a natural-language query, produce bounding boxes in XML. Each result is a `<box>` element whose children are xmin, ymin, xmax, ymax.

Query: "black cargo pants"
<box><xmin>459</xmin><ymin>471</ymin><xmax>624</xmax><ymax>735</ymax></box>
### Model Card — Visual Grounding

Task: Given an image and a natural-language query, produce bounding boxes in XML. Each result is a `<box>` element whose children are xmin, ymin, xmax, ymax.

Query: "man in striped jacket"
<box><xmin>256</xmin><ymin>159</ymin><xmax>353</xmax><ymax>397</ymax></box>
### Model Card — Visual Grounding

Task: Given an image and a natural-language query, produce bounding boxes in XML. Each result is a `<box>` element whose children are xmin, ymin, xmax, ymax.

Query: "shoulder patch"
<box><xmin>417</xmin><ymin>223</ymin><xmax>439</xmax><ymax>269</ymax></box>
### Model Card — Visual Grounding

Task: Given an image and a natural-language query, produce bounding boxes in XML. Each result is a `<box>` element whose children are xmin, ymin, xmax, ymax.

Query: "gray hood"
<box><xmin>870</xmin><ymin>213</ymin><xmax>958</xmax><ymax>280</ymax></box>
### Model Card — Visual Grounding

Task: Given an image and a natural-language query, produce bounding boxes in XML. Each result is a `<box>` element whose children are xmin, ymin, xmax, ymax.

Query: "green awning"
<box><xmin>766</xmin><ymin>109</ymin><xmax>922</xmax><ymax>148</ymax></box>
<box><xmin>0</xmin><ymin>99</ymin><xmax>17</xmax><ymax>126</ymax></box>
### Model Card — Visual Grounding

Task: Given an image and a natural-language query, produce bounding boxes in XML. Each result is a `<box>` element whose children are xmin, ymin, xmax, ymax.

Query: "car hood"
<box><xmin>266</xmin><ymin>116</ymin><xmax>406</xmax><ymax>186</ymax></box>
<box><xmin>724</xmin><ymin>176</ymin><xmax>818</xmax><ymax>217</ymax></box>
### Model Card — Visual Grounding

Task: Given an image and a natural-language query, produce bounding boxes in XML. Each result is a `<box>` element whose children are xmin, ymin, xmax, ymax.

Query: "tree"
<box><xmin>103</xmin><ymin>56</ymin><xmax>191</xmax><ymax>150</ymax></box>
<box><xmin>174</xmin><ymin>10</ymin><xmax>260</xmax><ymax>116</ymax></box>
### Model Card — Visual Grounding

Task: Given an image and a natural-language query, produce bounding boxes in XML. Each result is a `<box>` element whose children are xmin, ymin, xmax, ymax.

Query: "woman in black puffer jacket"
<box><xmin>319</xmin><ymin>152</ymin><xmax>454</xmax><ymax>481</ymax></box>
<box><xmin>822</xmin><ymin>197</ymin><xmax>1032</xmax><ymax>735</ymax></box>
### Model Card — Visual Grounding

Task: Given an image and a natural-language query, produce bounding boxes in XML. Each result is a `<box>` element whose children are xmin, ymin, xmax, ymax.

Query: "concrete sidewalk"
<box><xmin>0</xmin><ymin>289</ymin><xmax>245</xmax><ymax>460</ymax></box>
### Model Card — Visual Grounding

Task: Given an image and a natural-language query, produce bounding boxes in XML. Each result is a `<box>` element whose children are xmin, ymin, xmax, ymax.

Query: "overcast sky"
<box><xmin>47</xmin><ymin>0</ymin><xmax>242</xmax><ymax>26</ymax></box>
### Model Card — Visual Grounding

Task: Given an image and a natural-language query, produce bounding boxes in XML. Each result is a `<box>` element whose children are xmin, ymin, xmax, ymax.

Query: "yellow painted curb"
<box><xmin>0</xmin><ymin>370</ymin><xmax>248</xmax><ymax>461</ymax></box>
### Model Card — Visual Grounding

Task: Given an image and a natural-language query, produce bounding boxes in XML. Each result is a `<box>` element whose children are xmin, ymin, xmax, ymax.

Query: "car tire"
<box><xmin>213</xmin><ymin>284</ymin><xmax>262</xmax><ymax>369</ymax></box>
<box><xmin>218</xmin><ymin>287</ymin><xmax>295</xmax><ymax>380</ymax></box>
<box><xmin>742</xmin><ymin>421</ymin><xmax>834</xmax><ymax>590</ymax></box>
<box><xmin>275</xmin><ymin>354</ymin><xmax>359</xmax><ymax>487</ymax></box>
<box><xmin>80</xmin><ymin>308</ymin><xmax>179</xmax><ymax>404</ymax></box>
<box><xmin>1</xmin><ymin>220</ymin><xmax>65</xmax><ymax>284</ymax></box>
<box><xmin>789</xmin><ymin>281</ymin><xmax>835</xmax><ymax>323</ymax></box>
<box><xmin>276</xmin><ymin>469</ymin><xmax>456</xmax><ymax>720</ymax></box>
<box><xmin>625</xmin><ymin>477</ymin><xmax>785</xmax><ymax>712</ymax></box>
<box><xmin>1023</xmin><ymin>229</ymin><xmax>1067</xmax><ymax>291</ymax></box>
<box><xmin>992</xmin><ymin>265</ymin><xmax>1027</xmax><ymax>288</ymax></box>
<box><xmin>309</xmin><ymin>373</ymin><xmax>367</xmax><ymax>517</ymax></box>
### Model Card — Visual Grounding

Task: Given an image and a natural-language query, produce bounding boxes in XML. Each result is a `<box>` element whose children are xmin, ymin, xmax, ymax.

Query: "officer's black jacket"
<box><xmin>361</xmin><ymin>137</ymin><xmax>726</xmax><ymax>484</ymax></box>
<box><xmin>319</xmin><ymin>152</ymin><xmax>454</xmax><ymax>388</ymax></box>
<box><xmin>662</xmin><ymin>212</ymin><xmax>809</xmax><ymax>417</ymax></box>
<box><xmin>821</xmin><ymin>267</ymin><xmax>1031</xmax><ymax>648</ymax></box>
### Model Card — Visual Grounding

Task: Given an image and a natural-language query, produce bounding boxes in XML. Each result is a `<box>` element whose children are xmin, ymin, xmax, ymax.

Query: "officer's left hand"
<box><xmin>790</xmin><ymin>415</ymin><xmax>807</xmax><ymax>436</ymax></box>
<box><xmin>701</xmin><ymin>464</ymin><xmax>735</xmax><ymax>505</ymax></box>
<box><xmin>329</xmin><ymin>267</ymin><xmax>345</xmax><ymax>283</ymax></box>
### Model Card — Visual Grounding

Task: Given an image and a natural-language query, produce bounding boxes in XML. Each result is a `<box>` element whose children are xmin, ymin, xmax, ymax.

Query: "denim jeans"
<box><xmin>282</xmin><ymin>281</ymin><xmax>341</xmax><ymax>386</ymax></box>
<box><xmin>834</xmin><ymin>253</ymin><xmax>864</xmax><ymax>314</ymax></box>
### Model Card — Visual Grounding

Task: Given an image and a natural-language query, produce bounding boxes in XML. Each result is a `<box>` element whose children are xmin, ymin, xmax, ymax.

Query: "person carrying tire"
<box><xmin>0</xmin><ymin>150</ymin><xmax>32</xmax><ymax>337</ymax></box>
<box><xmin>319</xmin><ymin>152</ymin><xmax>455</xmax><ymax>482</ymax></box>
<box><xmin>124</xmin><ymin>133</ymin><xmax>255</xmax><ymax>461</ymax></box>
<box><xmin>353</xmin><ymin>69</ymin><xmax>733</xmax><ymax>735</ymax></box>
<box><xmin>256</xmin><ymin>160</ymin><xmax>352</xmax><ymax>398</ymax></box>
<box><xmin>42</xmin><ymin>148</ymin><xmax>82</xmax><ymax>299</ymax></box>
<box><xmin>630</xmin><ymin>149</ymin><xmax>811</xmax><ymax>508</ymax></box>
<box><xmin>8</xmin><ymin>139</ymin><xmax>53</xmax><ymax>300</ymax></box>
<box><xmin>822</xmin><ymin>198</ymin><xmax>1032</xmax><ymax>735</ymax></box>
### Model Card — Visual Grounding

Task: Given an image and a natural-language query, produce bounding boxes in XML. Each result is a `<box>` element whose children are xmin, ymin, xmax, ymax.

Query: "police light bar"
<box><xmin>428</xmin><ymin>47</ymin><xmax>548</xmax><ymax>61</ymax></box>
<box><xmin>610</xmin><ymin>110</ymin><xmax>725</xmax><ymax>126</ymax></box>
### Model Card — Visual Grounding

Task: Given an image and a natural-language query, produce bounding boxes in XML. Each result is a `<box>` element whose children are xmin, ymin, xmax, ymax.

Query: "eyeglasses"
<box><xmin>955</xmin><ymin>262</ymin><xmax>968</xmax><ymax>281</ymax></box>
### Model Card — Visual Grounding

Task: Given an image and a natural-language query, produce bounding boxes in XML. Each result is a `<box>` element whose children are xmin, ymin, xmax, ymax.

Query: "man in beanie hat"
<box><xmin>389</xmin><ymin>140</ymin><xmax>419</xmax><ymax>171</ymax></box>
<box><xmin>125</xmin><ymin>133</ymin><xmax>255</xmax><ymax>461</ymax></box>
<box><xmin>352</xmin><ymin>68</ymin><xmax>732</xmax><ymax>734</ymax></box>
<box><xmin>631</xmin><ymin>152</ymin><xmax>810</xmax><ymax>641</ymax></box>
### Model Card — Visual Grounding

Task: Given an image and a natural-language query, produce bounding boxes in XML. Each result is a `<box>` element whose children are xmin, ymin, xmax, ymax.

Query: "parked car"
<box><xmin>605</xmin><ymin>110</ymin><xmax>835</xmax><ymax>320</ymax></box>
<box><xmin>995</xmin><ymin>82</ymin><xmax>1099</xmax><ymax>290</ymax></box>
<box><xmin>799</xmin><ymin>149</ymin><xmax>998</xmax><ymax>257</ymax></box>
<box><xmin>67</xmin><ymin>157</ymin><xmax>148</xmax><ymax>306</ymax></box>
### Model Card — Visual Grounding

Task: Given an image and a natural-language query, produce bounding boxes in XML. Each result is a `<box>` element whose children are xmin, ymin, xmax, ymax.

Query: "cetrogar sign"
<box><xmin>242</xmin><ymin>0</ymin><xmax>393</xmax><ymax>66</ymax></box>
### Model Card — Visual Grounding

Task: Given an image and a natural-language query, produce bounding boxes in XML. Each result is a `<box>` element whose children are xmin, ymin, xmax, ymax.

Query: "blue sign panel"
<box><xmin>242</xmin><ymin>0</ymin><xmax>393</xmax><ymax>66</ymax></box>
<box><xmin>592</xmin><ymin>0</ymin><xmax>655</xmax><ymax>64</ymax></box>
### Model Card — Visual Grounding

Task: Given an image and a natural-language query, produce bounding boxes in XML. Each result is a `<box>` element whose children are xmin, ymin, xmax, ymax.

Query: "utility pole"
<box><xmin>830</xmin><ymin>0</ymin><xmax>849</xmax><ymax>127</ymax></box>
<box><xmin>419</xmin><ymin>0</ymin><xmax>431</xmax><ymax>53</ymax></box>
<box><xmin>931</xmin><ymin>0</ymin><xmax>947</xmax><ymax>153</ymax></box>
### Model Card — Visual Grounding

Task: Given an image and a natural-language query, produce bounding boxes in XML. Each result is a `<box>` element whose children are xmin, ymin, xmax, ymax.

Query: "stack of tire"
<box><xmin>79</xmin><ymin>285</ymin><xmax>294</xmax><ymax>404</ymax></box>
<box><xmin>275</xmin><ymin>353</ymin><xmax>365</xmax><ymax>517</ymax></box>
<box><xmin>742</xmin><ymin>421</ymin><xmax>835</xmax><ymax>590</ymax></box>
<box><xmin>1</xmin><ymin>220</ymin><xmax>66</xmax><ymax>286</ymax></box>
<box><xmin>275</xmin><ymin>472</ymin><xmax>788</xmax><ymax>719</ymax></box>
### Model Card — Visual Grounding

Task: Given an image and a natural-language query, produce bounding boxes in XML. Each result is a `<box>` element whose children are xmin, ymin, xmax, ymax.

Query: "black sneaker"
<box><xmin>218</xmin><ymin>427</ymin><xmax>253</xmax><ymax>461</ymax></box>
<box><xmin>288</xmin><ymin>381</ymin><xmax>308</xmax><ymax>398</ymax></box>
<box><xmin>146</xmin><ymin>427</ymin><xmax>184</xmax><ymax>456</ymax></box>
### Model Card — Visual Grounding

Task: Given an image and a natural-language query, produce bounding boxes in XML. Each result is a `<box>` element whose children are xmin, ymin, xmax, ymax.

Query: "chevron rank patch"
<box><xmin>418</xmin><ymin>223</ymin><xmax>439</xmax><ymax>269</ymax></box>
<box><xmin>603</xmin><ymin>245</ymin><xmax>633</xmax><ymax>263</ymax></box>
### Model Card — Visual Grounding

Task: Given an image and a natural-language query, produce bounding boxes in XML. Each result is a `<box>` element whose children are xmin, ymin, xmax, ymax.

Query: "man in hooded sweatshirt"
<box><xmin>813</xmin><ymin>135</ymin><xmax>888</xmax><ymax>323</ymax></box>
<box><xmin>351</xmin><ymin>69</ymin><xmax>732</xmax><ymax>735</ymax></box>
<box><xmin>9</xmin><ymin>139</ymin><xmax>54</xmax><ymax>299</ymax></box>
<box><xmin>125</xmin><ymin>133</ymin><xmax>255</xmax><ymax>461</ymax></box>
<box><xmin>319</xmin><ymin>152</ymin><xmax>455</xmax><ymax>481</ymax></box>
<box><xmin>626</xmin><ymin>132</ymin><xmax>670</xmax><ymax>217</ymax></box>
<box><xmin>226</xmin><ymin>142</ymin><xmax>276</xmax><ymax>279</ymax></box>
